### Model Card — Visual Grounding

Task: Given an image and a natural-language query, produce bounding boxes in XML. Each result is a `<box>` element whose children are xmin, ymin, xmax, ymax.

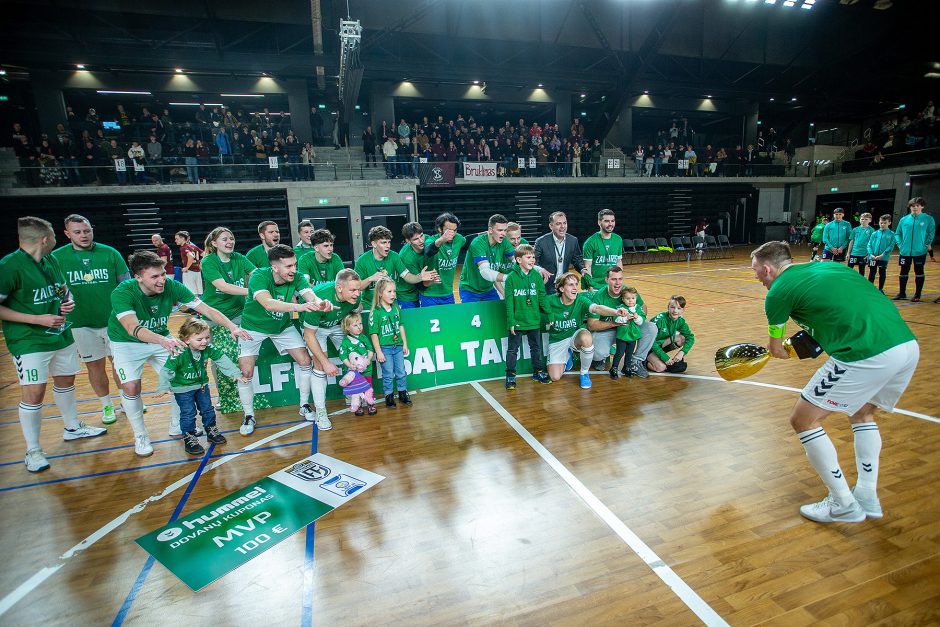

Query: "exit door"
<box><xmin>296</xmin><ymin>205</ymin><xmax>354</xmax><ymax>266</ymax></box>
<box><xmin>360</xmin><ymin>203</ymin><xmax>412</xmax><ymax>248</ymax></box>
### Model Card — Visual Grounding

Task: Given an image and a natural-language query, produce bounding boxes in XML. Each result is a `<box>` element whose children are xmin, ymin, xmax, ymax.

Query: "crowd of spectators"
<box><xmin>855</xmin><ymin>100</ymin><xmax>939</xmax><ymax>168</ymax></box>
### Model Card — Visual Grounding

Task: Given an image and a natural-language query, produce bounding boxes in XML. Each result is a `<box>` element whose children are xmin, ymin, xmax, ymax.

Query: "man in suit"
<box><xmin>534</xmin><ymin>212</ymin><xmax>585</xmax><ymax>295</ymax></box>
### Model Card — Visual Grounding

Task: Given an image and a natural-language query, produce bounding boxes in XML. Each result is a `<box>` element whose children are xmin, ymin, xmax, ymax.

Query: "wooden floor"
<box><xmin>0</xmin><ymin>246</ymin><xmax>938</xmax><ymax>626</ymax></box>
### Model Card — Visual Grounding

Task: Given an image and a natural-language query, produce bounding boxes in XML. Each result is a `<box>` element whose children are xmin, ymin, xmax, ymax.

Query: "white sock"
<box><xmin>18</xmin><ymin>402</ymin><xmax>42</xmax><ymax>450</ymax></box>
<box><xmin>122</xmin><ymin>392</ymin><xmax>147</xmax><ymax>436</ymax></box>
<box><xmin>237</xmin><ymin>380</ymin><xmax>255</xmax><ymax>417</ymax></box>
<box><xmin>99</xmin><ymin>395</ymin><xmax>113</xmax><ymax>411</ymax></box>
<box><xmin>579</xmin><ymin>346</ymin><xmax>595</xmax><ymax>375</ymax></box>
<box><xmin>53</xmin><ymin>385</ymin><xmax>80</xmax><ymax>430</ymax></box>
<box><xmin>852</xmin><ymin>422</ymin><xmax>881</xmax><ymax>494</ymax></box>
<box><xmin>311</xmin><ymin>369</ymin><xmax>327</xmax><ymax>411</ymax></box>
<box><xmin>798</xmin><ymin>427</ymin><xmax>852</xmax><ymax>505</ymax></box>
<box><xmin>298</xmin><ymin>365</ymin><xmax>312</xmax><ymax>407</ymax></box>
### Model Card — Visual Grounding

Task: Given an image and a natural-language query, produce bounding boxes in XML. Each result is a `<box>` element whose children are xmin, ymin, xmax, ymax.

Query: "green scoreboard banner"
<box><xmin>221</xmin><ymin>300</ymin><xmax>544</xmax><ymax>410</ymax></box>
<box><xmin>136</xmin><ymin>453</ymin><xmax>385</xmax><ymax>591</ymax></box>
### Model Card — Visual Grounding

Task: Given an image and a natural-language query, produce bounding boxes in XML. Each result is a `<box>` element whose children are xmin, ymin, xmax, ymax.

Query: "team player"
<box><xmin>581</xmin><ymin>209</ymin><xmax>623</xmax><ymax>290</ymax></box>
<box><xmin>298</xmin><ymin>228</ymin><xmax>345</xmax><ymax>286</ymax></box>
<box><xmin>245</xmin><ymin>220</ymin><xmax>281</xmax><ymax>268</ymax></box>
<box><xmin>504</xmin><ymin>244</ymin><xmax>551</xmax><ymax>389</ymax></box>
<box><xmin>236</xmin><ymin>244</ymin><xmax>332</xmax><ymax>435</ymax></box>
<box><xmin>421</xmin><ymin>212</ymin><xmax>465</xmax><ymax>306</ymax></box>
<box><xmin>354</xmin><ymin>226</ymin><xmax>437</xmax><ymax>307</ymax></box>
<box><xmin>52</xmin><ymin>214</ymin><xmax>130</xmax><ymax>425</ymax></box>
<box><xmin>893</xmin><ymin>197</ymin><xmax>936</xmax><ymax>302</ymax></box>
<box><xmin>866</xmin><ymin>214</ymin><xmax>895</xmax><ymax>293</ymax></box>
<box><xmin>398</xmin><ymin>222</ymin><xmax>430</xmax><ymax>309</ymax></box>
<box><xmin>821</xmin><ymin>208</ymin><xmax>851</xmax><ymax>262</ymax></box>
<box><xmin>108</xmin><ymin>250</ymin><xmax>251</xmax><ymax>456</ymax></box>
<box><xmin>751</xmin><ymin>241</ymin><xmax>919</xmax><ymax>523</ymax></box>
<box><xmin>294</xmin><ymin>220</ymin><xmax>315</xmax><ymax>260</ymax></box>
<box><xmin>458</xmin><ymin>214</ymin><xmax>515</xmax><ymax>302</ymax></box>
<box><xmin>1</xmin><ymin>217</ymin><xmax>107</xmax><ymax>472</ymax></box>
<box><xmin>846</xmin><ymin>213</ymin><xmax>874</xmax><ymax>276</ymax></box>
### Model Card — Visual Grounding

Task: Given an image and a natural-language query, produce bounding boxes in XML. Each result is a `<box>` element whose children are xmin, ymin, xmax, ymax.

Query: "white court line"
<box><xmin>470</xmin><ymin>381</ymin><xmax>729</xmax><ymax>627</ymax></box>
<box><xmin>624</xmin><ymin>265</ymin><xmax>749</xmax><ymax>279</ymax></box>
<box><xmin>0</xmin><ymin>410</ymin><xmax>346</xmax><ymax>618</ymax></box>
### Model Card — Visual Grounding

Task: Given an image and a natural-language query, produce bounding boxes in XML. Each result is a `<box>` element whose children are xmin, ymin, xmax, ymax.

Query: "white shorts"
<box><xmin>306</xmin><ymin>324</ymin><xmax>345</xmax><ymax>354</ymax></box>
<box><xmin>12</xmin><ymin>346</ymin><xmax>80</xmax><ymax>385</ymax></box>
<box><xmin>238</xmin><ymin>326</ymin><xmax>306</xmax><ymax>358</ymax></box>
<box><xmin>547</xmin><ymin>330</ymin><xmax>591</xmax><ymax>365</ymax></box>
<box><xmin>111</xmin><ymin>341</ymin><xmax>170</xmax><ymax>384</ymax></box>
<box><xmin>72</xmin><ymin>326</ymin><xmax>111</xmax><ymax>362</ymax></box>
<box><xmin>802</xmin><ymin>340</ymin><xmax>920</xmax><ymax>416</ymax></box>
<box><xmin>182</xmin><ymin>270</ymin><xmax>203</xmax><ymax>295</ymax></box>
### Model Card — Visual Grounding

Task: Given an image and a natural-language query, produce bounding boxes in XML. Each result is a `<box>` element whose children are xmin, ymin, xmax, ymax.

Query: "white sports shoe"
<box><xmin>316</xmin><ymin>409</ymin><xmax>332</xmax><ymax>431</ymax></box>
<box><xmin>25</xmin><ymin>448</ymin><xmax>50</xmax><ymax>473</ymax></box>
<box><xmin>799</xmin><ymin>494</ymin><xmax>866</xmax><ymax>523</ymax></box>
<box><xmin>239</xmin><ymin>415</ymin><xmax>256</xmax><ymax>436</ymax></box>
<box><xmin>134</xmin><ymin>434</ymin><xmax>154</xmax><ymax>457</ymax></box>
<box><xmin>63</xmin><ymin>422</ymin><xmax>108</xmax><ymax>441</ymax></box>
<box><xmin>299</xmin><ymin>404</ymin><xmax>315</xmax><ymax>422</ymax></box>
<box><xmin>852</xmin><ymin>487</ymin><xmax>883</xmax><ymax>519</ymax></box>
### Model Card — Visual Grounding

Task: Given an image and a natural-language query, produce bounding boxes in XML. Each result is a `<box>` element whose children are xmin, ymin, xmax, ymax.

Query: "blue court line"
<box><xmin>300</xmin><ymin>422</ymin><xmax>320</xmax><ymax>627</ymax></box>
<box><xmin>0</xmin><ymin>418</ymin><xmax>307</xmax><ymax>468</ymax></box>
<box><xmin>112</xmin><ymin>442</ymin><xmax>216</xmax><ymax>626</ymax></box>
<box><xmin>0</xmin><ymin>439</ymin><xmax>313</xmax><ymax>493</ymax></box>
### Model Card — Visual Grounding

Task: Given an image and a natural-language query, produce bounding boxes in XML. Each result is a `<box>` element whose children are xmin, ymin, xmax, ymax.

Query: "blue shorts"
<box><xmin>459</xmin><ymin>287</ymin><xmax>499</xmax><ymax>303</ymax></box>
<box><xmin>419</xmin><ymin>294</ymin><xmax>456</xmax><ymax>307</ymax></box>
<box><xmin>399</xmin><ymin>299</ymin><xmax>420</xmax><ymax>309</ymax></box>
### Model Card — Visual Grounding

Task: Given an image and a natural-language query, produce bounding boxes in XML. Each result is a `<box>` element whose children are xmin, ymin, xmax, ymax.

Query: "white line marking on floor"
<box><xmin>470</xmin><ymin>381</ymin><xmax>729</xmax><ymax>627</ymax></box>
<box><xmin>624</xmin><ymin>265</ymin><xmax>749</xmax><ymax>279</ymax></box>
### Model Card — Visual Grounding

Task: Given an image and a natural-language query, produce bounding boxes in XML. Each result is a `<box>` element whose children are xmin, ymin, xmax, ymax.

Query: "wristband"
<box><xmin>767</xmin><ymin>323</ymin><xmax>786</xmax><ymax>339</ymax></box>
<box><xmin>132</xmin><ymin>324</ymin><xmax>144</xmax><ymax>338</ymax></box>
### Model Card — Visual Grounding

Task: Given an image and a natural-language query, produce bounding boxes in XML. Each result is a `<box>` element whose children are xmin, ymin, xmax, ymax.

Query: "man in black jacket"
<box><xmin>534</xmin><ymin>211</ymin><xmax>585</xmax><ymax>294</ymax></box>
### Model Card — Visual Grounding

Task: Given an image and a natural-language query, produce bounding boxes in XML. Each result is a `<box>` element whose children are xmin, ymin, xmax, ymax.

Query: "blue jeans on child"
<box><xmin>174</xmin><ymin>385</ymin><xmax>217</xmax><ymax>434</ymax></box>
<box><xmin>379</xmin><ymin>345</ymin><xmax>407</xmax><ymax>394</ymax></box>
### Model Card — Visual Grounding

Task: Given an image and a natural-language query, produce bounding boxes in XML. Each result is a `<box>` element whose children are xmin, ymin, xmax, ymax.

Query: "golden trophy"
<box><xmin>715</xmin><ymin>339</ymin><xmax>797</xmax><ymax>381</ymax></box>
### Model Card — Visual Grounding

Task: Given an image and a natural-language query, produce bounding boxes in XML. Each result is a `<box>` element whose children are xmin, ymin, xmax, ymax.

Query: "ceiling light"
<box><xmin>705</xmin><ymin>94</ymin><xmax>712</xmax><ymax>98</ymax></box>
<box><xmin>800</xmin><ymin>0</ymin><xmax>813</xmax><ymax>8</ymax></box>
<box><xmin>925</xmin><ymin>72</ymin><xmax>940</xmax><ymax>79</ymax></box>
<box><xmin>537</xmin><ymin>83</ymin><xmax>543</xmax><ymax>87</ymax></box>
<box><xmin>76</xmin><ymin>64</ymin><xmax>86</xmax><ymax>70</ymax></box>
<box><xmin>473</xmin><ymin>80</ymin><xmax>479</xmax><ymax>84</ymax></box>
<box><xmin>97</xmin><ymin>90</ymin><xmax>152</xmax><ymax>95</ymax></box>
<box><xmin>765</xmin><ymin>0</ymin><xmax>777</xmax><ymax>4</ymax></box>
<box><xmin>783</xmin><ymin>0</ymin><xmax>796</xmax><ymax>5</ymax></box>
<box><xmin>0</xmin><ymin>70</ymin><xmax>6</xmax><ymax>76</ymax></box>
<box><xmin>770</xmin><ymin>97</ymin><xmax>775</xmax><ymax>101</ymax></box>
<box><xmin>220</xmin><ymin>94</ymin><xmax>264</xmax><ymax>97</ymax></box>
<box><xmin>791</xmin><ymin>97</ymin><xmax>797</xmax><ymax>101</ymax></box>
<box><xmin>175</xmin><ymin>68</ymin><xmax>184</xmax><ymax>74</ymax></box>
<box><xmin>643</xmin><ymin>90</ymin><xmax>649</xmax><ymax>95</ymax></box>
<box><xmin>580</xmin><ymin>93</ymin><xmax>586</xmax><ymax>98</ymax></box>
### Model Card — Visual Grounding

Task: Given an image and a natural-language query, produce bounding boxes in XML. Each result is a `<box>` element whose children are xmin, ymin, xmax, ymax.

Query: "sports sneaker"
<box><xmin>852</xmin><ymin>487</ymin><xmax>883</xmax><ymax>519</ymax></box>
<box><xmin>505</xmin><ymin>374</ymin><xmax>517</xmax><ymax>390</ymax></box>
<box><xmin>182</xmin><ymin>432</ymin><xmax>205</xmax><ymax>456</ymax></box>
<box><xmin>299</xmin><ymin>403</ymin><xmax>315</xmax><ymax>421</ymax></box>
<box><xmin>565</xmin><ymin>350</ymin><xmax>573</xmax><ymax>372</ymax></box>
<box><xmin>398</xmin><ymin>390</ymin><xmax>413</xmax><ymax>406</ymax></box>
<box><xmin>630</xmin><ymin>359</ymin><xmax>650</xmax><ymax>379</ymax></box>
<box><xmin>579</xmin><ymin>373</ymin><xmax>592</xmax><ymax>389</ymax></box>
<box><xmin>316</xmin><ymin>409</ymin><xmax>332</xmax><ymax>431</ymax></box>
<box><xmin>533</xmin><ymin>370</ymin><xmax>551</xmax><ymax>384</ymax></box>
<box><xmin>799</xmin><ymin>495</ymin><xmax>866</xmax><ymax>523</ymax></box>
<box><xmin>609</xmin><ymin>368</ymin><xmax>620</xmax><ymax>380</ymax></box>
<box><xmin>63</xmin><ymin>422</ymin><xmax>107</xmax><ymax>441</ymax></box>
<box><xmin>206</xmin><ymin>424</ymin><xmax>227</xmax><ymax>445</ymax></box>
<box><xmin>25</xmin><ymin>448</ymin><xmax>50</xmax><ymax>473</ymax></box>
<box><xmin>239</xmin><ymin>415</ymin><xmax>256</xmax><ymax>436</ymax></box>
<box><xmin>101</xmin><ymin>406</ymin><xmax>117</xmax><ymax>425</ymax></box>
<box><xmin>592</xmin><ymin>359</ymin><xmax>609</xmax><ymax>372</ymax></box>
<box><xmin>134</xmin><ymin>433</ymin><xmax>154</xmax><ymax>457</ymax></box>
<box><xmin>892</xmin><ymin>293</ymin><xmax>907</xmax><ymax>300</ymax></box>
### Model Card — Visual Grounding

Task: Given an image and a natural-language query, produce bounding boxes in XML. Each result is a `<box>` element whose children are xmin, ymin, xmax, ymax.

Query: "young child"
<box><xmin>610</xmin><ymin>286</ymin><xmax>644</xmax><ymax>379</ymax></box>
<box><xmin>809</xmin><ymin>217</ymin><xmax>827</xmax><ymax>261</ymax></box>
<box><xmin>503</xmin><ymin>244</ymin><xmax>550</xmax><ymax>390</ymax></box>
<box><xmin>645</xmin><ymin>296</ymin><xmax>695</xmax><ymax>374</ymax></box>
<box><xmin>847</xmin><ymin>212</ymin><xmax>875</xmax><ymax>276</ymax></box>
<box><xmin>338</xmin><ymin>312</ymin><xmax>376</xmax><ymax>416</ymax></box>
<box><xmin>866</xmin><ymin>213</ymin><xmax>895</xmax><ymax>294</ymax></box>
<box><xmin>369</xmin><ymin>277</ymin><xmax>411</xmax><ymax>408</ymax></box>
<box><xmin>158</xmin><ymin>317</ymin><xmax>243</xmax><ymax>455</ymax></box>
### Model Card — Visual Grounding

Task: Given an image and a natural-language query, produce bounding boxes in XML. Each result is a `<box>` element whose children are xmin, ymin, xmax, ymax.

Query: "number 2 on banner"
<box><xmin>471</xmin><ymin>315</ymin><xmax>481</xmax><ymax>328</ymax></box>
<box><xmin>430</xmin><ymin>319</ymin><xmax>440</xmax><ymax>333</ymax></box>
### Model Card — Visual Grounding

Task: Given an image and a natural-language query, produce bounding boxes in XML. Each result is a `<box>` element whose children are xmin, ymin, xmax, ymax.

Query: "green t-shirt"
<box><xmin>423</xmin><ymin>232</ymin><xmax>466</xmax><ymax>298</ymax></box>
<box><xmin>240</xmin><ymin>267</ymin><xmax>311</xmax><ymax>334</ymax></box>
<box><xmin>615</xmin><ymin>308</ymin><xmax>645</xmax><ymax>342</ymax></box>
<box><xmin>588</xmin><ymin>287</ymin><xmax>645</xmax><ymax>322</ymax></box>
<box><xmin>810</xmin><ymin>223</ymin><xmax>825</xmax><ymax>243</ymax></box>
<box><xmin>581</xmin><ymin>232</ymin><xmax>623</xmax><ymax>289</ymax></box>
<box><xmin>546</xmin><ymin>292</ymin><xmax>594</xmax><ymax>343</ymax></box>
<box><xmin>867</xmin><ymin>228</ymin><xmax>895</xmax><ymax>261</ymax></box>
<box><xmin>849</xmin><ymin>225</ymin><xmax>875</xmax><ymax>258</ymax></box>
<box><xmin>822</xmin><ymin>220</ymin><xmax>852</xmax><ymax>250</ymax></box>
<box><xmin>397</xmin><ymin>243</ymin><xmax>426</xmax><ymax>304</ymax></box>
<box><xmin>293</xmin><ymin>243</ymin><xmax>315</xmax><ymax>260</ymax></box>
<box><xmin>159</xmin><ymin>344</ymin><xmax>241</xmax><ymax>392</ymax></box>
<box><xmin>504</xmin><ymin>265</ymin><xmax>548</xmax><ymax>331</ymax></box>
<box><xmin>298</xmin><ymin>252</ymin><xmax>344</xmax><ymax>286</ymax></box>
<box><xmin>338</xmin><ymin>334</ymin><xmax>373</xmax><ymax>377</ymax></box>
<box><xmin>107</xmin><ymin>278</ymin><xmax>199</xmax><ymax>343</ymax></box>
<box><xmin>354</xmin><ymin>250</ymin><xmax>408</xmax><ymax>308</ymax></box>
<box><xmin>368</xmin><ymin>303</ymin><xmax>403</xmax><ymax>346</ymax></box>
<box><xmin>301</xmin><ymin>281</ymin><xmax>361</xmax><ymax>330</ymax></box>
<box><xmin>200</xmin><ymin>252</ymin><xmax>255</xmax><ymax>319</ymax></box>
<box><xmin>648</xmin><ymin>311</ymin><xmax>694</xmax><ymax>360</ymax></box>
<box><xmin>51</xmin><ymin>243</ymin><xmax>129</xmax><ymax>329</ymax></box>
<box><xmin>245</xmin><ymin>244</ymin><xmax>271</xmax><ymax>268</ymax></box>
<box><xmin>458</xmin><ymin>233</ymin><xmax>514</xmax><ymax>294</ymax></box>
<box><xmin>764</xmin><ymin>262</ymin><xmax>915</xmax><ymax>362</ymax></box>
<box><xmin>0</xmin><ymin>249</ymin><xmax>74</xmax><ymax>357</ymax></box>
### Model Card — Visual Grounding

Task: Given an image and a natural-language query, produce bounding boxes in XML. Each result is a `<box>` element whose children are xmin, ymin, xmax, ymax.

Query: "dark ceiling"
<box><xmin>0</xmin><ymin>0</ymin><xmax>933</xmax><ymax>121</ymax></box>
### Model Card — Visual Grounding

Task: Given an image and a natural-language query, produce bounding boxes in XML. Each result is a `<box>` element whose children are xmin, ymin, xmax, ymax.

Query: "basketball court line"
<box><xmin>470</xmin><ymin>381</ymin><xmax>730</xmax><ymax>627</ymax></box>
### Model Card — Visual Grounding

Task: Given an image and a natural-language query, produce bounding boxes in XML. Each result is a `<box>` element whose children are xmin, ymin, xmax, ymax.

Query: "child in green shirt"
<box><xmin>646</xmin><ymin>296</ymin><xmax>695</xmax><ymax>374</ymax></box>
<box><xmin>503</xmin><ymin>244</ymin><xmax>550</xmax><ymax>389</ymax></box>
<box><xmin>610</xmin><ymin>286</ymin><xmax>645</xmax><ymax>379</ymax></box>
<box><xmin>338</xmin><ymin>312</ymin><xmax>376</xmax><ymax>416</ymax></box>
<box><xmin>369</xmin><ymin>276</ymin><xmax>412</xmax><ymax>408</ymax></box>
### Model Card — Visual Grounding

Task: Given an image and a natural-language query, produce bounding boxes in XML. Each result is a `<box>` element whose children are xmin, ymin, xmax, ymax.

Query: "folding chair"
<box><xmin>717</xmin><ymin>234</ymin><xmax>732</xmax><ymax>258</ymax></box>
<box><xmin>691</xmin><ymin>235</ymin><xmax>707</xmax><ymax>260</ymax></box>
<box><xmin>705</xmin><ymin>235</ymin><xmax>720</xmax><ymax>259</ymax></box>
<box><xmin>632</xmin><ymin>238</ymin><xmax>648</xmax><ymax>264</ymax></box>
<box><xmin>670</xmin><ymin>236</ymin><xmax>689</xmax><ymax>262</ymax></box>
<box><xmin>644</xmin><ymin>237</ymin><xmax>662</xmax><ymax>263</ymax></box>
<box><xmin>656</xmin><ymin>237</ymin><xmax>677</xmax><ymax>262</ymax></box>
<box><xmin>621</xmin><ymin>238</ymin><xmax>636</xmax><ymax>265</ymax></box>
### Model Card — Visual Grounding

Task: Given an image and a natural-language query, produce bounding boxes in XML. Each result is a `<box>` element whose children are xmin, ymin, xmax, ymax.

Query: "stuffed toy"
<box><xmin>339</xmin><ymin>352</ymin><xmax>376</xmax><ymax>416</ymax></box>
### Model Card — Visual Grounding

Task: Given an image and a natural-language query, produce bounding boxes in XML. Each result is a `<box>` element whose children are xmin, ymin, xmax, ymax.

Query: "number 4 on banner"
<box><xmin>471</xmin><ymin>315</ymin><xmax>481</xmax><ymax>328</ymax></box>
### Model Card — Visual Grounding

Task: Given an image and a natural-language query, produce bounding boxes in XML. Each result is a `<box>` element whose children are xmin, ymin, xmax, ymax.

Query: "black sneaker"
<box><xmin>206</xmin><ymin>424</ymin><xmax>227</xmax><ymax>444</ymax></box>
<box><xmin>398</xmin><ymin>390</ymin><xmax>413</xmax><ymax>406</ymax></box>
<box><xmin>385</xmin><ymin>393</ymin><xmax>397</xmax><ymax>408</ymax></box>
<box><xmin>505</xmin><ymin>374</ymin><xmax>516</xmax><ymax>390</ymax></box>
<box><xmin>609</xmin><ymin>368</ymin><xmax>619</xmax><ymax>380</ymax></box>
<box><xmin>182</xmin><ymin>432</ymin><xmax>205</xmax><ymax>456</ymax></box>
<box><xmin>892</xmin><ymin>293</ymin><xmax>907</xmax><ymax>300</ymax></box>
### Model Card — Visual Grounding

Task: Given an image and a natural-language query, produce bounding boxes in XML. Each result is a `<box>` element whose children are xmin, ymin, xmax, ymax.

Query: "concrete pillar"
<box><xmin>286</xmin><ymin>79</ymin><xmax>312</xmax><ymax>143</ymax></box>
<box><xmin>555</xmin><ymin>93</ymin><xmax>571</xmax><ymax>134</ymax></box>
<box><xmin>744</xmin><ymin>111</ymin><xmax>759</xmax><ymax>148</ymax></box>
<box><xmin>369</xmin><ymin>83</ymin><xmax>395</xmax><ymax>135</ymax></box>
<box><xmin>30</xmin><ymin>72</ymin><xmax>68</xmax><ymax>139</ymax></box>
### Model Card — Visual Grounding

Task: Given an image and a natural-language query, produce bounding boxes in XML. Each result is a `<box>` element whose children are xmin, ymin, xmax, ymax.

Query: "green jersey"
<box><xmin>338</xmin><ymin>334</ymin><xmax>373</xmax><ymax>377</ymax></box>
<box><xmin>822</xmin><ymin>220</ymin><xmax>851</xmax><ymax>250</ymax></box>
<box><xmin>397</xmin><ymin>243</ymin><xmax>426</xmax><ymax>304</ymax></box>
<box><xmin>849</xmin><ymin>225</ymin><xmax>875</xmax><ymax>258</ymax></box>
<box><xmin>810</xmin><ymin>223</ymin><xmax>825</xmax><ymax>244</ymax></box>
<box><xmin>588</xmin><ymin>287</ymin><xmax>644</xmax><ymax>323</ymax></box>
<box><xmin>423</xmin><ymin>232</ymin><xmax>466</xmax><ymax>298</ymax></box>
<box><xmin>764</xmin><ymin>262</ymin><xmax>915</xmax><ymax>362</ymax></box>
<box><xmin>369</xmin><ymin>303</ymin><xmax>403</xmax><ymax>346</ymax></box>
<box><xmin>615</xmin><ymin>308</ymin><xmax>645</xmax><ymax>342</ymax></box>
<box><xmin>298</xmin><ymin>252</ymin><xmax>344</xmax><ymax>286</ymax></box>
<box><xmin>895</xmin><ymin>212</ymin><xmax>936</xmax><ymax>257</ymax></box>
<box><xmin>499</xmin><ymin>237</ymin><xmax>529</xmax><ymax>273</ymax></box>
<box><xmin>293</xmin><ymin>243</ymin><xmax>315</xmax><ymax>260</ymax></box>
<box><xmin>241</xmin><ymin>267</ymin><xmax>311</xmax><ymax>334</ymax></box>
<box><xmin>301</xmin><ymin>281</ymin><xmax>360</xmax><ymax>330</ymax></box>
<box><xmin>504</xmin><ymin>265</ymin><xmax>548</xmax><ymax>331</ymax></box>
<box><xmin>245</xmin><ymin>244</ymin><xmax>271</xmax><ymax>268</ymax></box>
<box><xmin>354</xmin><ymin>249</ymin><xmax>408</xmax><ymax>307</ymax></box>
<box><xmin>867</xmin><ymin>228</ymin><xmax>896</xmax><ymax>261</ymax></box>
<box><xmin>0</xmin><ymin>249</ymin><xmax>73</xmax><ymax>357</ymax></box>
<box><xmin>51</xmin><ymin>242</ymin><xmax>129</xmax><ymax>328</ymax></box>
<box><xmin>108</xmin><ymin>278</ymin><xmax>199</xmax><ymax>343</ymax></box>
<box><xmin>158</xmin><ymin>344</ymin><xmax>240</xmax><ymax>393</ymax></box>
<box><xmin>648</xmin><ymin>312</ymin><xmax>694</xmax><ymax>361</ymax></box>
<box><xmin>546</xmin><ymin>293</ymin><xmax>594</xmax><ymax>343</ymax></box>
<box><xmin>581</xmin><ymin>232</ymin><xmax>623</xmax><ymax>290</ymax></box>
<box><xmin>458</xmin><ymin>233</ymin><xmax>514</xmax><ymax>294</ymax></box>
<box><xmin>200</xmin><ymin>252</ymin><xmax>255</xmax><ymax>319</ymax></box>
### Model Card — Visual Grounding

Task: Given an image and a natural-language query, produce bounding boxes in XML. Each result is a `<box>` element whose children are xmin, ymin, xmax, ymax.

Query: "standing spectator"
<box><xmin>107</xmin><ymin>139</ymin><xmax>126</xmax><ymax>185</ymax></box>
<box><xmin>310</xmin><ymin>107</ymin><xmax>324</xmax><ymax>139</ymax></box>
<box><xmin>175</xmin><ymin>231</ymin><xmax>204</xmax><ymax>296</ymax></box>
<box><xmin>301</xmin><ymin>142</ymin><xmax>316</xmax><ymax>180</ymax></box>
<box><xmin>195</xmin><ymin>139</ymin><xmax>210</xmax><ymax>183</ymax></box>
<box><xmin>362</xmin><ymin>126</ymin><xmax>377</xmax><ymax>167</ymax></box>
<box><xmin>633</xmin><ymin>145</ymin><xmax>645</xmax><ymax>176</ymax></box>
<box><xmin>572</xmin><ymin>142</ymin><xmax>582</xmax><ymax>177</ymax></box>
<box><xmin>182</xmin><ymin>138</ymin><xmax>198</xmax><ymax>184</ymax></box>
<box><xmin>784</xmin><ymin>139</ymin><xmax>796</xmax><ymax>170</ymax></box>
<box><xmin>534</xmin><ymin>211</ymin><xmax>585</xmax><ymax>295</ymax></box>
<box><xmin>146</xmin><ymin>135</ymin><xmax>163</xmax><ymax>182</ymax></box>
<box><xmin>151</xmin><ymin>233</ymin><xmax>175</xmax><ymax>279</ymax></box>
<box><xmin>382</xmin><ymin>135</ymin><xmax>398</xmax><ymax>178</ymax></box>
<box><xmin>283</xmin><ymin>135</ymin><xmax>301</xmax><ymax>181</ymax></box>
<box><xmin>126</xmin><ymin>140</ymin><xmax>146</xmax><ymax>185</ymax></box>
<box><xmin>215</xmin><ymin>126</ymin><xmax>232</xmax><ymax>165</ymax></box>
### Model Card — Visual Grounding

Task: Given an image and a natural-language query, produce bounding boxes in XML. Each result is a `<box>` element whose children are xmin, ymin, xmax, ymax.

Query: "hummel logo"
<box><xmin>814</xmin><ymin>386</ymin><xmax>827</xmax><ymax>397</ymax></box>
<box><xmin>832</xmin><ymin>365</ymin><xmax>847</xmax><ymax>375</ymax></box>
<box><xmin>831</xmin><ymin>469</ymin><xmax>843</xmax><ymax>479</ymax></box>
<box><xmin>819</xmin><ymin>380</ymin><xmax>834</xmax><ymax>390</ymax></box>
<box><xmin>862</xmin><ymin>463</ymin><xmax>873</xmax><ymax>472</ymax></box>
<box><xmin>826</xmin><ymin>372</ymin><xmax>840</xmax><ymax>384</ymax></box>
